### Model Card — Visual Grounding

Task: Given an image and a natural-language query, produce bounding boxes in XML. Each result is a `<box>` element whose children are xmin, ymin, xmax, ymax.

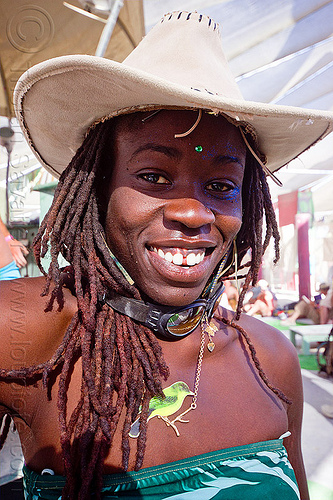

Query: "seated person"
<box><xmin>282</xmin><ymin>283</ymin><xmax>330</xmax><ymax>325</ymax></box>
<box><xmin>219</xmin><ymin>280</ymin><xmax>239</xmax><ymax>311</ymax></box>
<box><xmin>0</xmin><ymin>216</ymin><xmax>28</xmax><ymax>273</ymax></box>
<box><xmin>0</xmin><ymin>228</ymin><xmax>21</xmax><ymax>281</ymax></box>
<box><xmin>244</xmin><ymin>279</ymin><xmax>277</xmax><ymax>317</ymax></box>
<box><xmin>318</xmin><ymin>285</ymin><xmax>333</xmax><ymax>324</ymax></box>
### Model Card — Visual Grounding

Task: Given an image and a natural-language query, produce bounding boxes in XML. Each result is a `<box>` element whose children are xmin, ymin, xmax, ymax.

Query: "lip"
<box><xmin>147</xmin><ymin>238</ymin><xmax>217</xmax><ymax>250</ymax></box>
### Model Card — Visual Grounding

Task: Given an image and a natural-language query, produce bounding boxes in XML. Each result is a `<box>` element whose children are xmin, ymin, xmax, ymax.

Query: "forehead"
<box><xmin>113</xmin><ymin>109</ymin><xmax>246</xmax><ymax>154</ymax></box>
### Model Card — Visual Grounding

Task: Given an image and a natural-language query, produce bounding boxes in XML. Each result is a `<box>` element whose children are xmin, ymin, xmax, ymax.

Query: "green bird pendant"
<box><xmin>129</xmin><ymin>381</ymin><xmax>194</xmax><ymax>438</ymax></box>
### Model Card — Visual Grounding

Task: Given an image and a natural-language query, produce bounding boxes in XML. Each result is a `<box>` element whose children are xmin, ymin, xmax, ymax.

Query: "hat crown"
<box><xmin>123</xmin><ymin>11</ymin><xmax>243</xmax><ymax>101</ymax></box>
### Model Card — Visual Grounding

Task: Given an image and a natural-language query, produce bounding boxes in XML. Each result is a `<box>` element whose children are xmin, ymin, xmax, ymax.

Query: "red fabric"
<box><xmin>278</xmin><ymin>191</ymin><xmax>298</xmax><ymax>227</ymax></box>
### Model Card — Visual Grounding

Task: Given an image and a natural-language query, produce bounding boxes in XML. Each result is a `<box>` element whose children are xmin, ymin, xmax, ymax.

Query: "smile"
<box><xmin>150</xmin><ymin>246</ymin><xmax>207</xmax><ymax>267</ymax></box>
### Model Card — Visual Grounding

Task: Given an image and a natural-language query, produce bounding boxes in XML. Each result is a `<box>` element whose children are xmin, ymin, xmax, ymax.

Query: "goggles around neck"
<box><xmin>103</xmin><ymin>282</ymin><xmax>224</xmax><ymax>340</ymax></box>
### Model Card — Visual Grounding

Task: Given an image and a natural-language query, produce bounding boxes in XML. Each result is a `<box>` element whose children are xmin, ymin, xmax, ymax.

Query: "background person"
<box><xmin>318</xmin><ymin>285</ymin><xmax>333</xmax><ymax>324</ymax></box>
<box><xmin>282</xmin><ymin>283</ymin><xmax>331</xmax><ymax>325</ymax></box>
<box><xmin>244</xmin><ymin>279</ymin><xmax>277</xmax><ymax>317</ymax></box>
<box><xmin>0</xmin><ymin>223</ymin><xmax>21</xmax><ymax>281</ymax></box>
<box><xmin>219</xmin><ymin>280</ymin><xmax>239</xmax><ymax>311</ymax></box>
<box><xmin>0</xmin><ymin>216</ymin><xmax>28</xmax><ymax>272</ymax></box>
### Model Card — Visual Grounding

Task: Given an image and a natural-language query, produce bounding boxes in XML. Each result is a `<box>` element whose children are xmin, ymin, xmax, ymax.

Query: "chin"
<box><xmin>141</xmin><ymin>283</ymin><xmax>206</xmax><ymax>307</ymax></box>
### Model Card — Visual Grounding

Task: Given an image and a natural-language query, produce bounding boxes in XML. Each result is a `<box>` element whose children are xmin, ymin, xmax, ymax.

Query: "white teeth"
<box><xmin>152</xmin><ymin>247</ymin><xmax>205</xmax><ymax>266</ymax></box>
<box><xmin>172</xmin><ymin>253</ymin><xmax>183</xmax><ymax>265</ymax></box>
<box><xmin>164</xmin><ymin>252</ymin><xmax>173</xmax><ymax>263</ymax></box>
<box><xmin>186</xmin><ymin>253</ymin><xmax>196</xmax><ymax>266</ymax></box>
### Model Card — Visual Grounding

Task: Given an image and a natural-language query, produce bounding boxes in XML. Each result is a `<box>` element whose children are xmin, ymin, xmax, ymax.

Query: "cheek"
<box><xmin>105</xmin><ymin>187</ymin><xmax>138</xmax><ymax>250</ymax></box>
<box><xmin>214</xmin><ymin>191</ymin><xmax>243</xmax><ymax>237</ymax></box>
<box><xmin>105</xmin><ymin>186</ymin><xmax>154</xmax><ymax>258</ymax></box>
<box><xmin>228</xmin><ymin>200</ymin><xmax>243</xmax><ymax>238</ymax></box>
<box><xmin>224</xmin><ymin>197</ymin><xmax>243</xmax><ymax>220</ymax></box>
<box><xmin>216</xmin><ymin>214</ymin><xmax>243</xmax><ymax>242</ymax></box>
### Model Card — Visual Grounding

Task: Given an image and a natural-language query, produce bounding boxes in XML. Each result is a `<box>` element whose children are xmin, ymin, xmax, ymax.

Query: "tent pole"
<box><xmin>296</xmin><ymin>213</ymin><xmax>311</xmax><ymax>300</ymax></box>
<box><xmin>95</xmin><ymin>0</ymin><xmax>124</xmax><ymax>57</ymax></box>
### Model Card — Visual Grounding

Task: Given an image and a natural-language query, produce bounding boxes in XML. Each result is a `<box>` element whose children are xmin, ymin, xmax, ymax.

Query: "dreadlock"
<box><xmin>232</xmin><ymin>143</ymin><xmax>281</xmax><ymax>319</ymax></box>
<box><xmin>0</xmin><ymin>112</ymin><xmax>287</xmax><ymax>499</ymax></box>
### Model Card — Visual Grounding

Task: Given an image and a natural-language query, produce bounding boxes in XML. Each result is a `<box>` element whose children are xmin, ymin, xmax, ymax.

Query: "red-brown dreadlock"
<box><xmin>0</xmin><ymin>112</ymin><xmax>286</xmax><ymax>499</ymax></box>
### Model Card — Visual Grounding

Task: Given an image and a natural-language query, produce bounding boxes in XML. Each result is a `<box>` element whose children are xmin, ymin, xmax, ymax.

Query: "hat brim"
<box><xmin>14</xmin><ymin>54</ymin><xmax>333</xmax><ymax>178</ymax></box>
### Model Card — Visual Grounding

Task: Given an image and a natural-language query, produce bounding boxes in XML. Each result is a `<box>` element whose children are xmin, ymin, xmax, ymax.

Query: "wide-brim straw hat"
<box><xmin>14</xmin><ymin>10</ymin><xmax>333</xmax><ymax>178</ymax></box>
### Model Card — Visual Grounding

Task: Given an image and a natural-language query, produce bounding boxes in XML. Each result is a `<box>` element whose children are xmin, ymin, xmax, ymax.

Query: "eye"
<box><xmin>138</xmin><ymin>172</ymin><xmax>170</xmax><ymax>184</ymax></box>
<box><xmin>206</xmin><ymin>181</ymin><xmax>233</xmax><ymax>193</ymax></box>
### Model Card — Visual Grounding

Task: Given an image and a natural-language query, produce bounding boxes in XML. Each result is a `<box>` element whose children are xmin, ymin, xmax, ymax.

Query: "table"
<box><xmin>289</xmin><ymin>324</ymin><xmax>332</xmax><ymax>355</ymax></box>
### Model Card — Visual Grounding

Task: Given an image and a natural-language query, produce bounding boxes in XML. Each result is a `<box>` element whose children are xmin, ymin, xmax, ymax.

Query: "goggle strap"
<box><xmin>104</xmin><ymin>295</ymin><xmax>151</xmax><ymax>324</ymax></box>
<box><xmin>104</xmin><ymin>282</ymin><xmax>225</xmax><ymax>337</ymax></box>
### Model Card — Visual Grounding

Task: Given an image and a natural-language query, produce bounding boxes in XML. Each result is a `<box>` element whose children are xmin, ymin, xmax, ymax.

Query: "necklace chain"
<box><xmin>191</xmin><ymin>322</ymin><xmax>206</xmax><ymax>408</ymax></box>
<box><xmin>153</xmin><ymin>317</ymin><xmax>215</xmax><ymax>436</ymax></box>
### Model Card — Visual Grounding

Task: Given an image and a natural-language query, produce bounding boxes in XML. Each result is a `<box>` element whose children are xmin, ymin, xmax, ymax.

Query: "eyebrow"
<box><xmin>130</xmin><ymin>143</ymin><xmax>181</xmax><ymax>161</ymax></box>
<box><xmin>213</xmin><ymin>154</ymin><xmax>245</xmax><ymax>168</ymax></box>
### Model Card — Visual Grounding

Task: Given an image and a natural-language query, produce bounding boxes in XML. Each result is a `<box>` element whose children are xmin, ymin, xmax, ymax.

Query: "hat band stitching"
<box><xmin>191</xmin><ymin>87</ymin><xmax>218</xmax><ymax>96</ymax></box>
<box><xmin>162</xmin><ymin>11</ymin><xmax>218</xmax><ymax>31</ymax></box>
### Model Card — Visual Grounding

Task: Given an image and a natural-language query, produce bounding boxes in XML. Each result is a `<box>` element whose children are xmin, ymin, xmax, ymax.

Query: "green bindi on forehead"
<box><xmin>195</xmin><ymin>145</ymin><xmax>203</xmax><ymax>152</ymax></box>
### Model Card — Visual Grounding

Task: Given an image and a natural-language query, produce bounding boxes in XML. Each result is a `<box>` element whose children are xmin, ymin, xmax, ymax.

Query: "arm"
<box><xmin>319</xmin><ymin>290</ymin><xmax>333</xmax><ymax>324</ymax></box>
<box><xmin>0</xmin><ymin>230</ymin><xmax>14</xmax><ymax>269</ymax></box>
<box><xmin>0</xmin><ymin>277</ymin><xmax>77</xmax><ymax>409</ymax></box>
<box><xmin>0</xmin><ymin>217</ymin><xmax>29</xmax><ymax>268</ymax></box>
<box><xmin>264</xmin><ymin>289</ymin><xmax>276</xmax><ymax>310</ymax></box>
<box><xmin>267</xmin><ymin>330</ymin><xmax>309</xmax><ymax>499</ymax></box>
<box><xmin>319</xmin><ymin>305</ymin><xmax>329</xmax><ymax>324</ymax></box>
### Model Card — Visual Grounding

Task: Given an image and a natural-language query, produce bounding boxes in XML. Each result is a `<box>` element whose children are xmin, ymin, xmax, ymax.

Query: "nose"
<box><xmin>163</xmin><ymin>198</ymin><xmax>215</xmax><ymax>228</ymax></box>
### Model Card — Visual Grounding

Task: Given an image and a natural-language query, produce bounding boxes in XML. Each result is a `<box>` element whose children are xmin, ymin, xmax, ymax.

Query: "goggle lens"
<box><xmin>166</xmin><ymin>305</ymin><xmax>205</xmax><ymax>336</ymax></box>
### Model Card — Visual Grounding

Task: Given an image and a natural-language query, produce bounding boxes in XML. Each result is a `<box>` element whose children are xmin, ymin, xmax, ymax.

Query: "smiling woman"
<box><xmin>105</xmin><ymin>111</ymin><xmax>245</xmax><ymax>306</ymax></box>
<box><xmin>0</xmin><ymin>9</ymin><xmax>332</xmax><ymax>500</ymax></box>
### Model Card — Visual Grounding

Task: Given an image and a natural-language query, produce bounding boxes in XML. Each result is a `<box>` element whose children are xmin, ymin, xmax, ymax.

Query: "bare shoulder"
<box><xmin>0</xmin><ymin>276</ymin><xmax>77</xmax><ymax>369</ymax></box>
<box><xmin>217</xmin><ymin>307</ymin><xmax>295</xmax><ymax>357</ymax></box>
<box><xmin>215</xmin><ymin>307</ymin><xmax>301</xmax><ymax>400</ymax></box>
<box><xmin>237</xmin><ymin>313</ymin><xmax>296</xmax><ymax>356</ymax></box>
<box><xmin>236</xmin><ymin>312</ymin><xmax>301</xmax><ymax>403</ymax></box>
